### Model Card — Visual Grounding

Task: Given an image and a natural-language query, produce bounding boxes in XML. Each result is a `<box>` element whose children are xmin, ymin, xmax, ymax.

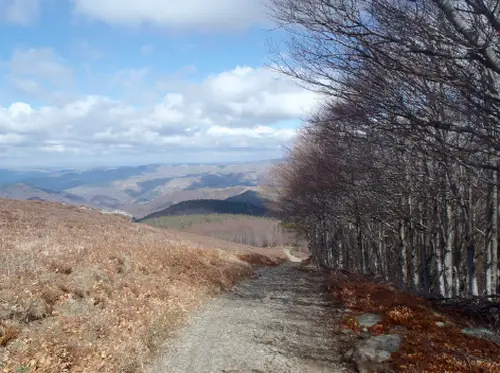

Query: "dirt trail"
<box><xmin>147</xmin><ymin>263</ymin><xmax>351</xmax><ymax>373</ymax></box>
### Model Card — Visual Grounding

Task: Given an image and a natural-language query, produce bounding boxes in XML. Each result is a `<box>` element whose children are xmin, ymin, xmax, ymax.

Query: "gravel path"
<box><xmin>147</xmin><ymin>263</ymin><xmax>351</xmax><ymax>373</ymax></box>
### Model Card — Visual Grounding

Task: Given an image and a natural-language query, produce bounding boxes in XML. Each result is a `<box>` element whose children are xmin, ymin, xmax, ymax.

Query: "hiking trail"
<box><xmin>147</xmin><ymin>262</ymin><xmax>352</xmax><ymax>373</ymax></box>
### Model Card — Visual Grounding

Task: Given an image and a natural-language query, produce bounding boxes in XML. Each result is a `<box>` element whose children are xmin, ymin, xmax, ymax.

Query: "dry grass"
<box><xmin>327</xmin><ymin>273</ymin><xmax>500</xmax><ymax>373</ymax></box>
<box><xmin>143</xmin><ymin>214</ymin><xmax>299</xmax><ymax>248</ymax></box>
<box><xmin>0</xmin><ymin>199</ymin><xmax>283</xmax><ymax>373</ymax></box>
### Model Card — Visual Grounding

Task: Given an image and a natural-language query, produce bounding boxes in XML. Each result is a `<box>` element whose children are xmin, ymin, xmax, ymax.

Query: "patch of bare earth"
<box><xmin>0</xmin><ymin>199</ymin><xmax>283</xmax><ymax>373</ymax></box>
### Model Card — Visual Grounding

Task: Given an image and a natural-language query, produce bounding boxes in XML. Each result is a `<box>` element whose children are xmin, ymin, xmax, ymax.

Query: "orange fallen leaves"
<box><xmin>327</xmin><ymin>273</ymin><xmax>500</xmax><ymax>373</ymax></box>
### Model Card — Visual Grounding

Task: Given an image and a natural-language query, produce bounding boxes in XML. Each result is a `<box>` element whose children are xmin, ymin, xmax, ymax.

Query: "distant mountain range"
<box><xmin>0</xmin><ymin>183</ymin><xmax>87</xmax><ymax>205</ymax></box>
<box><xmin>0</xmin><ymin>162</ymin><xmax>276</xmax><ymax>218</ymax></box>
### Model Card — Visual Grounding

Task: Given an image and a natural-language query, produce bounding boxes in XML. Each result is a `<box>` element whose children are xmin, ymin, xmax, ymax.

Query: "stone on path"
<box><xmin>346</xmin><ymin>334</ymin><xmax>402</xmax><ymax>373</ymax></box>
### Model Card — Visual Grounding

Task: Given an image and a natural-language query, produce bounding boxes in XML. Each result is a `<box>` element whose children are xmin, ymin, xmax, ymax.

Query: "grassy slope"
<box><xmin>141</xmin><ymin>213</ymin><xmax>270</xmax><ymax>229</ymax></box>
<box><xmin>0</xmin><ymin>199</ymin><xmax>283</xmax><ymax>373</ymax></box>
<box><xmin>140</xmin><ymin>214</ymin><xmax>299</xmax><ymax>248</ymax></box>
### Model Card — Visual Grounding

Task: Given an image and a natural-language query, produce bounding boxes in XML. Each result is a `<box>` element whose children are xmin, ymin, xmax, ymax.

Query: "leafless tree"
<box><xmin>269</xmin><ymin>0</ymin><xmax>500</xmax><ymax>297</ymax></box>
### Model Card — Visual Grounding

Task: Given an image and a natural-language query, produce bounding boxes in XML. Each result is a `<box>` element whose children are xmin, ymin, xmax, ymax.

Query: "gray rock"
<box><xmin>352</xmin><ymin>334</ymin><xmax>402</xmax><ymax>373</ymax></box>
<box><xmin>462</xmin><ymin>327</ymin><xmax>500</xmax><ymax>344</ymax></box>
<box><xmin>435</xmin><ymin>321</ymin><xmax>446</xmax><ymax>328</ymax></box>
<box><xmin>356</xmin><ymin>313</ymin><xmax>382</xmax><ymax>327</ymax></box>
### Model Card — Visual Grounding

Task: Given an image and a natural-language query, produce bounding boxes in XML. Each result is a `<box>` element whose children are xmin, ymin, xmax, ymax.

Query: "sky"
<box><xmin>0</xmin><ymin>0</ymin><xmax>319</xmax><ymax>168</ymax></box>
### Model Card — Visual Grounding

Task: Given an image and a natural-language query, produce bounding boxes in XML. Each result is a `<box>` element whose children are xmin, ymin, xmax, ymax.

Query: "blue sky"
<box><xmin>0</xmin><ymin>0</ymin><xmax>318</xmax><ymax>168</ymax></box>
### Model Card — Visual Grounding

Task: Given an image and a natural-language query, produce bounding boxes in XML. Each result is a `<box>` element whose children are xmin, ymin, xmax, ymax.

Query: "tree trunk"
<box><xmin>444</xmin><ymin>199</ymin><xmax>454</xmax><ymax>298</ymax></box>
<box><xmin>492</xmin><ymin>168</ymin><xmax>498</xmax><ymax>294</ymax></box>
<box><xmin>466</xmin><ymin>185</ymin><xmax>479</xmax><ymax>296</ymax></box>
<box><xmin>486</xmin><ymin>178</ymin><xmax>494</xmax><ymax>295</ymax></box>
<box><xmin>399</xmin><ymin>218</ymin><xmax>408</xmax><ymax>286</ymax></box>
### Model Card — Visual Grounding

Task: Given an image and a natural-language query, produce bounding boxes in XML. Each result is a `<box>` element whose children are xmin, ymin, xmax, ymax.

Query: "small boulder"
<box><xmin>435</xmin><ymin>321</ymin><xmax>446</xmax><ymax>328</ymax></box>
<box><xmin>356</xmin><ymin>313</ymin><xmax>382</xmax><ymax>328</ymax></box>
<box><xmin>352</xmin><ymin>334</ymin><xmax>402</xmax><ymax>373</ymax></box>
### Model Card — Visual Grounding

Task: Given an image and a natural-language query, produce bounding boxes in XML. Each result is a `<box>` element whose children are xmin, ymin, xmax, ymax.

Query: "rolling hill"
<box><xmin>0</xmin><ymin>183</ymin><xmax>88</xmax><ymax>205</ymax></box>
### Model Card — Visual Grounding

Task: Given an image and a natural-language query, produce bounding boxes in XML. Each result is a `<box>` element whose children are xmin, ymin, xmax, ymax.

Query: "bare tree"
<box><xmin>268</xmin><ymin>0</ymin><xmax>500</xmax><ymax>297</ymax></box>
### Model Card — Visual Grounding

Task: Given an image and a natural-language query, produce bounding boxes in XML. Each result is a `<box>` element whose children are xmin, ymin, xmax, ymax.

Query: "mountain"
<box><xmin>225</xmin><ymin>190</ymin><xmax>270</xmax><ymax>208</ymax></box>
<box><xmin>0</xmin><ymin>169</ymin><xmax>48</xmax><ymax>186</ymax></box>
<box><xmin>0</xmin><ymin>161</ymin><xmax>276</xmax><ymax>218</ymax></box>
<box><xmin>0</xmin><ymin>183</ymin><xmax>88</xmax><ymax>205</ymax></box>
<box><xmin>124</xmin><ymin>186</ymin><xmax>256</xmax><ymax>218</ymax></box>
<box><xmin>137</xmin><ymin>199</ymin><xmax>269</xmax><ymax>221</ymax></box>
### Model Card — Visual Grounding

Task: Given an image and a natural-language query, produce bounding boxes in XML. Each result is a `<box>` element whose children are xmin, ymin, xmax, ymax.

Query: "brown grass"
<box><xmin>327</xmin><ymin>273</ymin><xmax>500</xmax><ymax>373</ymax></box>
<box><xmin>143</xmin><ymin>214</ymin><xmax>300</xmax><ymax>248</ymax></box>
<box><xmin>0</xmin><ymin>199</ymin><xmax>283</xmax><ymax>373</ymax></box>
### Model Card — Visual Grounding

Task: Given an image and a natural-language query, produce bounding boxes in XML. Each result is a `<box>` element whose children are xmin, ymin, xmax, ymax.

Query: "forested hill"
<box><xmin>135</xmin><ymin>199</ymin><xmax>268</xmax><ymax>221</ymax></box>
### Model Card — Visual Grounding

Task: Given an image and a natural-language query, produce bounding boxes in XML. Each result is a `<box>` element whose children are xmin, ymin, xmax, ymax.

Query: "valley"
<box><xmin>0</xmin><ymin>161</ymin><xmax>274</xmax><ymax>219</ymax></box>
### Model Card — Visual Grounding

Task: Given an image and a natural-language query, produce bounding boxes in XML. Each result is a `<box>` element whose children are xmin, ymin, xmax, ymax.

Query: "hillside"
<box><xmin>137</xmin><ymin>199</ymin><xmax>269</xmax><ymax>221</ymax></box>
<box><xmin>0</xmin><ymin>183</ymin><xmax>88</xmax><ymax>205</ymax></box>
<box><xmin>0</xmin><ymin>199</ymin><xmax>283</xmax><ymax>373</ymax></box>
<box><xmin>225</xmin><ymin>189</ymin><xmax>270</xmax><ymax>208</ymax></box>
<box><xmin>0</xmin><ymin>162</ymin><xmax>274</xmax><ymax>218</ymax></box>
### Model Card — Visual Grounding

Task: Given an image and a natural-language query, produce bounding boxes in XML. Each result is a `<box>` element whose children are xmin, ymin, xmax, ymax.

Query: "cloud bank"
<box><xmin>0</xmin><ymin>50</ymin><xmax>318</xmax><ymax>166</ymax></box>
<box><xmin>73</xmin><ymin>0</ymin><xmax>268</xmax><ymax>30</ymax></box>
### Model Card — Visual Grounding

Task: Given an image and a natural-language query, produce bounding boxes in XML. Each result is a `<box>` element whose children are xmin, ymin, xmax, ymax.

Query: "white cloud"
<box><xmin>198</xmin><ymin>66</ymin><xmax>318</xmax><ymax>125</ymax></box>
<box><xmin>73</xmin><ymin>0</ymin><xmax>267</xmax><ymax>30</ymax></box>
<box><xmin>0</xmin><ymin>133</ymin><xmax>23</xmax><ymax>144</ymax></box>
<box><xmin>0</xmin><ymin>65</ymin><xmax>319</xmax><ymax>165</ymax></box>
<box><xmin>0</xmin><ymin>0</ymin><xmax>39</xmax><ymax>25</ymax></box>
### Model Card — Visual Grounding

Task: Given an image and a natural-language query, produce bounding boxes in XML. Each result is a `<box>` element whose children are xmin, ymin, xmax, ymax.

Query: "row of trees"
<box><xmin>269</xmin><ymin>0</ymin><xmax>500</xmax><ymax>297</ymax></box>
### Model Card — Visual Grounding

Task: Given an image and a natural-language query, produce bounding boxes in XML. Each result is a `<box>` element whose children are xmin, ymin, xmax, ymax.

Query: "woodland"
<box><xmin>270</xmin><ymin>0</ymin><xmax>500</xmax><ymax>300</ymax></box>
